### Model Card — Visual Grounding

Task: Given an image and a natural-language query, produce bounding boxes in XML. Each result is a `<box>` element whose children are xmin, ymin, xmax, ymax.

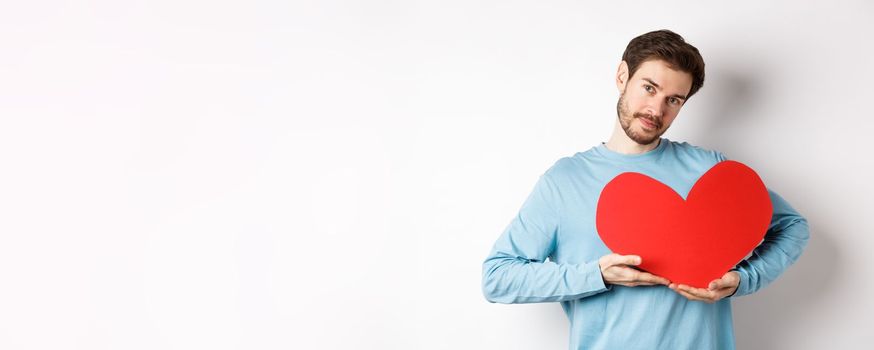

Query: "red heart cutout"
<box><xmin>595</xmin><ymin>160</ymin><xmax>772</xmax><ymax>288</ymax></box>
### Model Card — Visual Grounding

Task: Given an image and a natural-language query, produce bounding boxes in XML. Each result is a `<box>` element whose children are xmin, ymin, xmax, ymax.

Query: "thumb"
<box><xmin>709</xmin><ymin>273</ymin><xmax>738</xmax><ymax>290</ymax></box>
<box><xmin>613</xmin><ymin>254</ymin><xmax>641</xmax><ymax>266</ymax></box>
<box><xmin>708</xmin><ymin>279</ymin><xmax>723</xmax><ymax>290</ymax></box>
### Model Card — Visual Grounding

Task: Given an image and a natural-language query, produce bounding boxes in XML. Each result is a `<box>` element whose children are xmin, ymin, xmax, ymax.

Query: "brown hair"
<box><xmin>622</xmin><ymin>29</ymin><xmax>705</xmax><ymax>99</ymax></box>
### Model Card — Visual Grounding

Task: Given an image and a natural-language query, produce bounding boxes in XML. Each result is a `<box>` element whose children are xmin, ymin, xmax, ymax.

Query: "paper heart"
<box><xmin>595</xmin><ymin>160</ymin><xmax>772</xmax><ymax>288</ymax></box>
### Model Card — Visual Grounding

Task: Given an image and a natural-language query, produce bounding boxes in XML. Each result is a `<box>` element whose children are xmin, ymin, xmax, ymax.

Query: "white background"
<box><xmin>0</xmin><ymin>1</ymin><xmax>871</xmax><ymax>349</ymax></box>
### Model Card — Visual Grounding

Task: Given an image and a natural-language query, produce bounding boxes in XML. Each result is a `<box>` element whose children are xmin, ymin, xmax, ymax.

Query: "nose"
<box><xmin>645</xmin><ymin>96</ymin><xmax>665</xmax><ymax>118</ymax></box>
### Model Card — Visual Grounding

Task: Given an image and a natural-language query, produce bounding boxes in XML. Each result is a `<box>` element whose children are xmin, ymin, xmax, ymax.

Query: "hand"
<box><xmin>669</xmin><ymin>271</ymin><xmax>740</xmax><ymax>303</ymax></box>
<box><xmin>598</xmin><ymin>253</ymin><xmax>670</xmax><ymax>287</ymax></box>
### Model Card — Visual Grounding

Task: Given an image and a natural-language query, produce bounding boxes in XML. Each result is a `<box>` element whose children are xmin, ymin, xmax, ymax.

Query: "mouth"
<box><xmin>638</xmin><ymin>117</ymin><xmax>659</xmax><ymax>130</ymax></box>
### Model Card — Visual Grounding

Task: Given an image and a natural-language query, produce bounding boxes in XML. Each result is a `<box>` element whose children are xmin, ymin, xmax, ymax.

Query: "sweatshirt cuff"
<box><xmin>578</xmin><ymin>260</ymin><xmax>612</xmax><ymax>296</ymax></box>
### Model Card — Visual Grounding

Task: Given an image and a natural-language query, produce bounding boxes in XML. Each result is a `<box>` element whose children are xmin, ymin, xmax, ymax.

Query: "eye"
<box><xmin>643</xmin><ymin>85</ymin><xmax>654</xmax><ymax>93</ymax></box>
<box><xmin>668</xmin><ymin>97</ymin><xmax>680</xmax><ymax>105</ymax></box>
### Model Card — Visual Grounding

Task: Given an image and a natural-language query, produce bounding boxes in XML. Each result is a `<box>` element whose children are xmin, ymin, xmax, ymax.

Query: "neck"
<box><xmin>604</xmin><ymin>119</ymin><xmax>661</xmax><ymax>155</ymax></box>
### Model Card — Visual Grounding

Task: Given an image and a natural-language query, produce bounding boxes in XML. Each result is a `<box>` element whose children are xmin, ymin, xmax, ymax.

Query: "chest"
<box><xmin>550</xmin><ymin>166</ymin><xmax>705</xmax><ymax>264</ymax></box>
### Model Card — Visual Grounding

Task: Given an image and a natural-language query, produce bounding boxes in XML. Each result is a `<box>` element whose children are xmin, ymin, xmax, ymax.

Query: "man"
<box><xmin>481</xmin><ymin>30</ymin><xmax>809</xmax><ymax>349</ymax></box>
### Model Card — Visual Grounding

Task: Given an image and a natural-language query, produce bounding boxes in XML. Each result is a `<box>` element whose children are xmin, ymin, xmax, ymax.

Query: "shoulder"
<box><xmin>541</xmin><ymin>151</ymin><xmax>591</xmax><ymax>180</ymax></box>
<box><xmin>536</xmin><ymin>148</ymin><xmax>600</xmax><ymax>189</ymax></box>
<box><xmin>666</xmin><ymin>139</ymin><xmax>728</xmax><ymax>163</ymax></box>
<box><xmin>540</xmin><ymin>156</ymin><xmax>576</xmax><ymax>184</ymax></box>
<box><xmin>546</xmin><ymin>156</ymin><xmax>578</xmax><ymax>175</ymax></box>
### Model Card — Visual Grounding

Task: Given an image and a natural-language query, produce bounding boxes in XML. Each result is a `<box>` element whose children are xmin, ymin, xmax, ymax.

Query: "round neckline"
<box><xmin>592</xmin><ymin>137</ymin><xmax>669</xmax><ymax>163</ymax></box>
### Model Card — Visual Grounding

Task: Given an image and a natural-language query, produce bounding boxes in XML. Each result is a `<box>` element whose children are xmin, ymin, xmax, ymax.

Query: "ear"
<box><xmin>616</xmin><ymin>61</ymin><xmax>629</xmax><ymax>93</ymax></box>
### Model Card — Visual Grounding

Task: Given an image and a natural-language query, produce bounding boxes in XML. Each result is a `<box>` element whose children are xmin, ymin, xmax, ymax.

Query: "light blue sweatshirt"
<box><xmin>482</xmin><ymin>138</ymin><xmax>809</xmax><ymax>350</ymax></box>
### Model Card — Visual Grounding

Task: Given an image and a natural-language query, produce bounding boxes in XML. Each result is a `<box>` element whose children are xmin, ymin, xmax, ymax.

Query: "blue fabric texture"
<box><xmin>482</xmin><ymin>138</ymin><xmax>809</xmax><ymax>350</ymax></box>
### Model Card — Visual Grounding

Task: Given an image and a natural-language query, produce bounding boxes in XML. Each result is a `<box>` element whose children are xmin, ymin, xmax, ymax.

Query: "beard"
<box><xmin>616</xmin><ymin>92</ymin><xmax>666</xmax><ymax>146</ymax></box>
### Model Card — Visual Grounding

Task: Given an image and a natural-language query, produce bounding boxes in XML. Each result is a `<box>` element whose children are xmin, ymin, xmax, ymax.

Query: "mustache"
<box><xmin>634</xmin><ymin>113</ymin><xmax>662</xmax><ymax>128</ymax></box>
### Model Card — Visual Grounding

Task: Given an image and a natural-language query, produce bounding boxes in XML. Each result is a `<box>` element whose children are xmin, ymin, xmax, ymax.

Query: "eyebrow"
<box><xmin>642</xmin><ymin>77</ymin><xmax>687</xmax><ymax>101</ymax></box>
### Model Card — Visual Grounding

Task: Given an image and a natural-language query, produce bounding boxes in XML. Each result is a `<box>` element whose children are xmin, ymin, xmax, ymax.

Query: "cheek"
<box><xmin>624</xmin><ymin>96</ymin><xmax>645</xmax><ymax>112</ymax></box>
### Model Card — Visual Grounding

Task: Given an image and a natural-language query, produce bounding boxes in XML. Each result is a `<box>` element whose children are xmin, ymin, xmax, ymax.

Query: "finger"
<box><xmin>678</xmin><ymin>287</ymin><xmax>716</xmax><ymax>303</ymax></box>
<box><xmin>608</xmin><ymin>254</ymin><xmax>641</xmax><ymax>267</ymax></box>
<box><xmin>708</xmin><ymin>273</ymin><xmax>736</xmax><ymax>290</ymax></box>
<box><xmin>634</xmin><ymin>271</ymin><xmax>670</xmax><ymax>285</ymax></box>
<box><xmin>712</xmin><ymin>287</ymin><xmax>734</xmax><ymax>300</ymax></box>
<box><xmin>612</xmin><ymin>281</ymin><xmax>639</xmax><ymax>287</ymax></box>
<box><xmin>617</xmin><ymin>281</ymin><xmax>662</xmax><ymax>287</ymax></box>
<box><xmin>607</xmin><ymin>265</ymin><xmax>640</xmax><ymax>280</ymax></box>
<box><xmin>672</xmin><ymin>287</ymin><xmax>708</xmax><ymax>302</ymax></box>
<box><xmin>676</xmin><ymin>284</ymin><xmax>702</xmax><ymax>293</ymax></box>
<box><xmin>694</xmin><ymin>289</ymin><xmax>721</xmax><ymax>303</ymax></box>
<box><xmin>708</xmin><ymin>279</ymin><xmax>724</xmax><ymax>291</ymax></box>
<box><xmin>607</xmin><ymin>268</ymin><xmax>662</xmax><ymax>286</ymax></box>
<box><xmin>678</xmin><ymin>284</ymin><xmax>709</xmax><ymax>297</ymax></box>
<box><xmin>601</xmin><ymin>266</ymin><xmax>634</xmax><ymax>285</ymax></box>
<box><xmin>677</xmin><ymin>284</ymin><xmax>716</xmax><ymax>299</ymax></box>
<box><xmin>711</xmin><ymin>274</ymin><xmax>741</xmax><ymax>291</ymax></box>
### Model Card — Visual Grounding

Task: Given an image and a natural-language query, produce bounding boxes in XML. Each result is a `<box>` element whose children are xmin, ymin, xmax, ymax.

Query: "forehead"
<box><xmin>631</xmin><ymin>59</ymin><xmax>693</xmax><ymax>95</ymax></box>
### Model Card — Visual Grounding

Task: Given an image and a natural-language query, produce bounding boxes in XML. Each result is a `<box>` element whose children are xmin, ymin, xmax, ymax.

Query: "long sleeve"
<box><xmin>481</xmin><ymin>172</ymin><xmax>610</xmax><ymax>304</ymax></box>
<box><xmin>730</xmin><ymin>188</ymin><xmax>810</xmax><ymax>297</ymax></box>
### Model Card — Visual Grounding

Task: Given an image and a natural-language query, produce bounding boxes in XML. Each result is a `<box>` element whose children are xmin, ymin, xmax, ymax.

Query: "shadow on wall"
<box><xmin>695</xmin><ymin>64</ymin><xmax>838</xmax><ymax>347</ymax></box>
<box><xmin>732</xmin><ymin>223</ymin><xmax>836</xmax><ymax>348</ymax></box>
<box><xmin>695</xmin><ymin>65</ymin><xmax>761</xmax><ymax>149</ymax></box>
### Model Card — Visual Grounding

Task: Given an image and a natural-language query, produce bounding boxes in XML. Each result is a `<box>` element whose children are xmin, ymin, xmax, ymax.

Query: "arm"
<box><xmin>670</xmin><ymin>153</ymin><xmax>810</xmax><ymax>302</ymax></box>
<box><xmin>481</xmin><ymin>172</ymin><xmax>611</xmax><ymax>304</ymax></box>
<box><xmin>729</xmin><ymin>188</ymin><xmax>810</xmax><ymax>297</ymax></box>
<box><xmin>674</xmin><ymin>187</ymin><xmax>811</xmax><ymax>302</ymax></box>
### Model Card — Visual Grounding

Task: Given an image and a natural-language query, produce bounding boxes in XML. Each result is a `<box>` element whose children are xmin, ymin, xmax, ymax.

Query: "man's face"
<box><xmin>616</xmin><ymin>59</ymin><xmax>693</xmax><ymax>145</ymax></box>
